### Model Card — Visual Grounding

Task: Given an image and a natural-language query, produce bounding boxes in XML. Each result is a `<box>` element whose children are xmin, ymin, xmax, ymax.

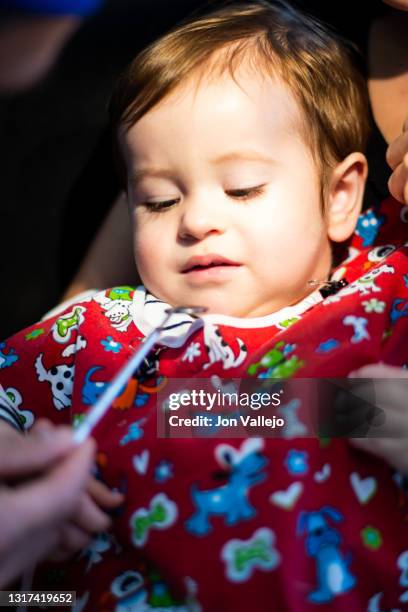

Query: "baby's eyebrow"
<box><xmin>210</xmin><ymin>150</ymin><xmax>279</xmax><ymax>165</ymax></box>
<box><xmin>129</xmin><ymin>168</ymin><xmax>175</xmax><ymax>187</ymax></box>
<box><xmin>129</xmin><ymin>150</ymin><xmax>278</xmax><ymax>187</ymax></box>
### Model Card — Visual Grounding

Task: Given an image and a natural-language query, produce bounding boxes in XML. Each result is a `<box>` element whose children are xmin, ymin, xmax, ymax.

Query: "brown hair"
<box><xmin>110</xmin><ymin>0</ymin><xmax>369</xmax><ymax>192</ymax></box>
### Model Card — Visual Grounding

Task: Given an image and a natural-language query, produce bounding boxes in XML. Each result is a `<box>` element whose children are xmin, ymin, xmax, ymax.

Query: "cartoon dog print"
<box><xmin>186</xmin><ymin>438</ymin><xmax>267</xmax><ymax>536</ymax></box>
<box><xmin>297</xmin><ymin>506</ymin><xmax>356</xmax><ymax>603</ymax></box>
<box><xmin>0</xmin><ymin>342</ymin><xmax>18</xmax><ymax>369</ymax></box>
<box><xmin>35</xmin><ymin>353</ymin><xmax>74</xmax><ymax>410</ymax></box>
<box><xmin>324</xmin><ymin>264</ymin><xmax>394</xmax><ymax>303</ymax></box>
<box><xmin>82</xmin><ymin>365</ymin><xmax>165</xmax><ymax>409</ymax></box>
<box><xmin>202</xmin><ymin>323</ymin><xmax>247</xmax><ymax>370</ymax></box>
<box><xmin>93</xmin><ymin>291</ymin><xmax>133</xmax><ymax>332</ymax></box>
<box><xmin>355</xmin><ymin>210</ymin><xmax>385</xmax><ymax>247</ymax></box>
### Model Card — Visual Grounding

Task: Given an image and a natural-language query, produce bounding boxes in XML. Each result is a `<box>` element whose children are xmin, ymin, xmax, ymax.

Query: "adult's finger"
<box><xmin>47</xmin><ymin>523</ymin><xmax>92</xmax><ymax>563</ymax></box>
<box><xmin>0</xmin><ymin>420</ymin><xmax>77</xmax><ymax>479</ymax></box>
<box><xmin>386</xmin><ymin>127</ymin><xmax>408</xmax><ymax>171</ymax></box>
<box><xmin>70</xmin><ymin>492</ymin><xmax>112</xmax><ymax>534</ymax></box>
<box><xmin>349</xmin><ymin>363</ymin><xmax>408</xmax><ymax>379</ymax></box>
<box><xmin>388</xmin><ymin>157</ymin><xmax>408</xmax><ymax>204</ymax></box>
<box><xmin>87</xmin><ymin>477</ymin><xmax>124</xmax><ymax>509</ymax></box>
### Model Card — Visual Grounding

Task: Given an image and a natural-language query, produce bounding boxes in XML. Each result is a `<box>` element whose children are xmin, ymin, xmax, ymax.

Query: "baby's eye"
<box><xmin>226</xmin><ymin>185</ymin><xmax>265</xmax><ymax>200</ymax></box>
<box><xmin>142</xmin><ymin>198</ymin><xmax>180</xmax><ymax>212</ymax></box>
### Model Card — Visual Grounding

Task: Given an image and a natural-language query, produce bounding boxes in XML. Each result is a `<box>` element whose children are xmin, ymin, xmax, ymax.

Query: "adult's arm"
<box><xmin>0</xmin><ymin>0</ymin><xmax>104</xmax><ymax>93</ymax></box>
<box><xmin>62</xmin><ymin>191</ymin><xmax>137</xmax><ymax>300</ymax></box>
<box><xmin>368</xmin><ymin>8</ymin><xmax>408</xmax><ymax>205</ymax></box>
<box><xmin>368</xmin><ymin>9</ymin><xmax>408</xmax><ymax>145</ymax></box>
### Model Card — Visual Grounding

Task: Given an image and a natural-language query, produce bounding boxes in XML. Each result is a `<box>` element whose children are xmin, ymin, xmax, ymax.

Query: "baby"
<box><xmin>1</xmin><ymin>1</ymin><xmax>408</xmax><ymax>610</ymax></box>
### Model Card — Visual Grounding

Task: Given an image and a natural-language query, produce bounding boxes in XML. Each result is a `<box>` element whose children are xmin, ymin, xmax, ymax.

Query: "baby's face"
<box><xmin>122</xmin><ymin>69</ymin><xmax>333</xmax><ymax>317</ymax></box>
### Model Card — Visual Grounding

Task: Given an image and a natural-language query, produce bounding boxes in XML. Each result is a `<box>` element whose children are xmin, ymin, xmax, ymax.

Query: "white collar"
<box><xmin>130</xmin><ymin>286</ymin><xmax>322</xmax><ymax>348</ymax></box>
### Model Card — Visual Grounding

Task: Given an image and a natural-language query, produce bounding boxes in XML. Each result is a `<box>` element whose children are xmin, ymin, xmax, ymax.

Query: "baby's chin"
<box><xmin>151</xmin><ymin>291</ymin><xmax>277</xmax><ymax>319</ymax></box>
<box><xmin>145</xmin><ymin>282</ymin><xmax>315</xmax><ymax>319</ymax></box>
<box><xmin>146</xmin><ymin>287</ymin><xmax>244</xmax><ymax>317</ymax></box>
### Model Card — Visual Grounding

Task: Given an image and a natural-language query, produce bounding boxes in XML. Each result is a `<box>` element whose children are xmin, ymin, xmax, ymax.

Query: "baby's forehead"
<box><xmin>122</xmin><ymin>66</ymin><xmax>316</xmax><ymax>186</ymax></box>
<box><xmin>166</xmin><ymin>46</ymin><xmax>301</xmax><ymax>113</ymax></box>
<box><xmin>129</xmin><ymin>65</ymin><xmax>304</xmax><ymax>141</ymax></box>
<box><xmin>119</xmin><ymin>45</ymin><xmax>314</xmax><ymax>174</ymax></box>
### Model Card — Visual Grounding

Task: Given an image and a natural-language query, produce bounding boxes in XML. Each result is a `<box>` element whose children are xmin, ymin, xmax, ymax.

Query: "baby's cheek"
<box><xmin>133</xmin><ymin>241</ymin><xmax>153</xmax><ymax>281</ymax></box>
<box><xmin>133</xmin><ymin>226</ymin><xmax>155</xmax><ymax>258</ymax></box>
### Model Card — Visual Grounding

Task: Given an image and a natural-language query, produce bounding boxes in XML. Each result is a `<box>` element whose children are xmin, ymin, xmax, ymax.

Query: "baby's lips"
<box><xmin>181</xmin><ymin>253</ymin><xmax>241</xmax><ymax>272</ymax></box>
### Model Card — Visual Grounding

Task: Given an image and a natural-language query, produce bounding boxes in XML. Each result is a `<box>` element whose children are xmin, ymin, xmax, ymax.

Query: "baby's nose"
<box><xmin>178</xmin><ymin>198</ymin><xmax>228</xmax><ymax>241</ymax></box>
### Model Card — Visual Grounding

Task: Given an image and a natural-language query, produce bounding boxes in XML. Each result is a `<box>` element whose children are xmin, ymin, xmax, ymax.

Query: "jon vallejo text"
<box><xmin>168</xmin><ymin>413</ymin><xmax>285</xmax><ymax>429</ymax></box>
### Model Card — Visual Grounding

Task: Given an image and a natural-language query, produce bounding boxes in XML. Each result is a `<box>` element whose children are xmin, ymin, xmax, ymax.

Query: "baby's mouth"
<box><xmin>182</xmin><ymin>254</ymin><xmax>241</xmax><ymax>273</ymax></box>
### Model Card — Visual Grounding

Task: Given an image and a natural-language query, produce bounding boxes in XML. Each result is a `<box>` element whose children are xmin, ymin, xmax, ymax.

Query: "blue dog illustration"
<box><xmin>0</xmin><ymin>342</ymin><xmax>18</xmax><ymax>369</ymax></box>
<box><xmin>185</xmin><ymin>439</ymin><xmax>267</xmax><ymax>536</ymax></box>
<box><xmin>82</xmin><ymin>366</ymin><xmax>110</xmax><ymax>404</ymax></box>
<box><xmin>297</xmin><ymin>506</ymin><xmax>356</xmax><ymax>603</ymax></box>
<box><xmin>355</xmin><ymin>209</ymin><xmax>384</xmax><ymax>247</ymax></box>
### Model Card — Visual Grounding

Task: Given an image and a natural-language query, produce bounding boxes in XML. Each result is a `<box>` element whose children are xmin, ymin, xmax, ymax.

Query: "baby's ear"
<box><xmin>326</xmin><ymin>153</ymin><xmax>368</xmax><ymax>243</ymax></box>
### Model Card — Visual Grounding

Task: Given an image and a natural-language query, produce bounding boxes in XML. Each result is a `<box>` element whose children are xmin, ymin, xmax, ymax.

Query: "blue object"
<box><xmin>355</xmin><ymin>209</ymin><xmax>384</xmax><ymax>247</ymax></box>
<box><xmin>284</xmin><ymin>449</ymin><xmax>309</xmax><ymax>475</ymax></box>
<box><xmin>0</xmin><ymin>0</ymin><xmax>103</xmax><ymax>16</ymax></box>
<box><xmin>316</xmin><ymin>339</ymin><xmax>340</xmax><ymax>354</ymax></box>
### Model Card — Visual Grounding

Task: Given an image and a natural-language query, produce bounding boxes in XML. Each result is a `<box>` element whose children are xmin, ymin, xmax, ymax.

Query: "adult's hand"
<box><xmin>386</xmin><ymin>117</ymin><xmax>408</xmax><ymax>205</ymax></box>
<box><xmin>47</xmin><ymin>474</ymin><xmax>124</xmax><ymax>563</ymax></box>
<box><xmin>348</xmin><ymin>364</ymin><xmax>408</xmax><ymax>475</ymax></box>
<box><xmin>0</xmin><ymin>419</ymin><xmax>95</xmax><ymax>587</ymax></box>
<box><xmin>382</xmin><ymin>0</ymin><xmax>408</xmax><ymax>10</ymax></box>
<box><xmin>0</xmin><ymin>15</ymin><xmax>81</xmax><ymax>94</ymax></box>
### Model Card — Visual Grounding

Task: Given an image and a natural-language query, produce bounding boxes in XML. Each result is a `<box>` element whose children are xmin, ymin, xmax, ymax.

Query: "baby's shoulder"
<box><xmin>2</xmin><ymin>285</ymin><xmax>139</xmax><ymax>370</ymax></box>
<box><xmin>39</xmin><ymin>286</ymin><xmax>140</xmax><ymax>345</ymax></box>
<box><xmin>0</xmin><ymin>286</ymin><xmax>140</xmax><ymax>428</ymax></box>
